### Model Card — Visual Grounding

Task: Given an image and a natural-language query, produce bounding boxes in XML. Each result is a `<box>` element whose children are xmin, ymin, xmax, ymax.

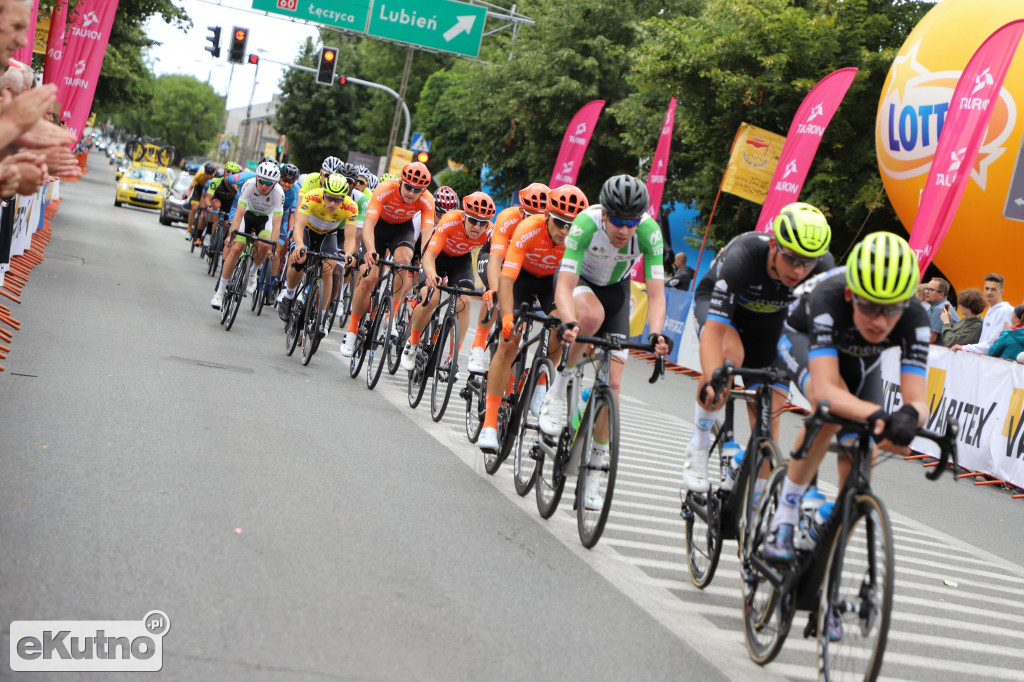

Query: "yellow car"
<box><xmin>114</xmin><ymin>163</ymin><xmax>172</xmax><ymax>210</ymax></box>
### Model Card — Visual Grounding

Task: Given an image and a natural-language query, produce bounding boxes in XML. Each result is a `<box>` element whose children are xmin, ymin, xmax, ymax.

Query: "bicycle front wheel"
<box><xmin>576</xmin><ymin>388</ymin><xmax>619</xmax><ymax>549</ymax></box>
<box><xmin>223</xmin><ymin>260</ymin><xmax>247</xmax><ymax>331</ymax></box>
<box><xmin>817</xmin><ymin>493</ymin><xmax>894</xmax><ymax>682</ymax></box>
<box><xmin>742</xmin><ymin>463</ymin><xmax>792</xmax><ymax>665</ymax></box>
<box><xmin>301</xmin><ymin>278</ymin><xmax>324</xmax><ymax>366</ymax></box>
<box><xmin>429</xmin><ymin>316</ymin><xmax>458</xmax><ymax>422</ymax></box>
<box><xmin>408</xmin><ymin>317</ymin><xmax>435</xmax><ymax>409</ymax></box>
<box><xmin>366</xmin><ymin>294</ymin><xmax>393</xmax><ymax>390</ymax></box>
<box><xmin>684</xmin><ymin>489</ymin><xmax>722</xmax><ymax>590</ymax></box>
<box><xmin>388</xmin><ymin>299</ymin><xmax>411</xmax><ymax>375</ymax></box>
<box><xmin>464</xmin><ymin>375</ymin><xmax>485</xmax><ymax>444</ymax></box>
<box><xmin>349</xmin><ymin>315</ymin><xmax>369</xmax><ymax>379</ymax></box>
<box><xmin>513</xmin><ymin>358</ymin><xmax>553</xmax><ymax>495</ymax></box>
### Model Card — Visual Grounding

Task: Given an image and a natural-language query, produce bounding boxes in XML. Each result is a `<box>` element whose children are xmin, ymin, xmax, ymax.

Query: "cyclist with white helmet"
<box><xmin>682</xmin><ymin>202</ymin><xmax>835</xmax><ymax>494</ymax></box>
<box><xmin>299</xmin><ymin>156</ymin><xmax>343</xmax><ymax>196</ymax></box>
<box><xmin>211</xmin><ymin>161</ymin><xmax>284</xmax><ymax>310</ymax></box>
<box><xmin>762</xmin><ymin>233</ymin><xmax>927</xmax><ymax>570</ymax></box>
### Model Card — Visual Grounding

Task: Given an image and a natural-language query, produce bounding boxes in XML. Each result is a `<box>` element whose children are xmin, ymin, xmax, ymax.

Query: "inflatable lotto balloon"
<box><xmin>876</xmin><ymin>0</ymin><xmax>1024</xmax><ymax>304</ymax></box>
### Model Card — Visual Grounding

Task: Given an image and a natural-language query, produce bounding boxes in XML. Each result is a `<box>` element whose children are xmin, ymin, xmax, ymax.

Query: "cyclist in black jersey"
<box><xmin>764</xmin><ymin>232</ymin><xmax>928</xmax><ymax>565</ymax></box>
<box><xmin>683</xmin><ymin>203</ymin><xmax>834</xmax><ymax>494</ymax></box>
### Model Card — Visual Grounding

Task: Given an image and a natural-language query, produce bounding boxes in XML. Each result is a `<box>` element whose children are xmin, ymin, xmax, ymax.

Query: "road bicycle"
<box><xmin>347</xmin><ymin>255</ymin><xmax>420</xmax><ymax>390</ymax></box>
<box><xmin>741</xmin><ymin>401</ymin><xmax>958</xmax><ymax>680</ymax></box>
<box><xmin>249</xmin><ymin>258</ymin><xmax>274</xmax><ymax>317</ymax></box>
<box><xmin>205</xmin><ymin>211</ymin><xmax>228</xmax><ymax>279</ymax></box>
<box><xmin>461</xmin><ymin>305</ymin><xmax>498</xmax><ymax>444</ymax></box>
<box><xmin>284</xmin><ymin>248</ymin><xmax>348</xmax><ymax>366</ymax></box>
<box><xmin>387</xmin><ymin>279</ymin><xmax>420</xmax><ymax>376</ymax></box>
<box><xmin>219</xmin><ymin>231</ymin><xmax>275</xmax><ymax>332</ymax></box>
<box><xmin>524</xmin><ymin>334</ymin><xmax>664</xmax><ymax>548</ymax></box>
<box><xmin>406</xmin><ymin>279</ymin><xmax>483</xmax><ymax>422</ymax></box>
<box><xmin>680</xmin><ymin>361</ymin><xmax>789</xmax><ymax>588</ymax></box>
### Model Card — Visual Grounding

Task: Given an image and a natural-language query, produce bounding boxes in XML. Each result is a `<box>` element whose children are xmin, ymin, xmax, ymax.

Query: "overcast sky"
<box><xmin>145</xmin><ymin>0</ymin><xmax>320</xmax><ymax>111</ymax></box>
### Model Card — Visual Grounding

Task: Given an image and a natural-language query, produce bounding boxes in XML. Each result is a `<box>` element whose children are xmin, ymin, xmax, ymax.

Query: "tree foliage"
<box><xmin>110</xmin><ymin>75</ymin><xmax>223</xmax><ymax>159</ymax></box>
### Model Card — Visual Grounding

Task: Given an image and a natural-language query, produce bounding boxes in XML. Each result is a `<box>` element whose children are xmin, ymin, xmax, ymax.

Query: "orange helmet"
<box><xmin>518</xmin><ymin>182</ymin><xmax>550</xmax><ymax>213</ymax></box>
<box><xmin>462</xmin><ymin>191</ymin><xmax>496</xmax><ymax>220</ymax></box>
<box><xmin>400</xmin><ymin>161</ymin><xmax>431</xmax><ymax>189</ymax></box>
<box><xmin>547</xmin><ymin>184</ymin><xmax>589</xmax><ymax>220</ymax></box>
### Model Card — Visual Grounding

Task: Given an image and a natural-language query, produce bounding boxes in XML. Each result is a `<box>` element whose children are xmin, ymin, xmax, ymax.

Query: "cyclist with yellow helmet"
<box><xmin>683</xmin><ymin>202</ymin><xmax>835</xmax><ymax>493</ymax></box>
<box><xmin>763</xmin><ymin>232</ymin><xmax>927</xmax><ymax>567</ymax></box>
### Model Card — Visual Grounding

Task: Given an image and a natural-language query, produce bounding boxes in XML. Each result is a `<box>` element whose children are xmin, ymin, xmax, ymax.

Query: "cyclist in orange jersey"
<box><xmin>476</xmin><ymin>184</ymin><xmax>586</xmax><ymax>453</ymax></box>
<box><xmin>340</xmin><ymin>161</ymin><xmax>435</xmax><ymax>357</ymax></box>
<box><xmin>399</xmin><ymin>191</ymin><xmax>495</xmax><ymax>371</ymax></box>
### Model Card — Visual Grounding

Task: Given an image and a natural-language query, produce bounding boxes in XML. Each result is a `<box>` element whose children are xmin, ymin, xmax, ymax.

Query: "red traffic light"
<box><xmin>323</xmin><ymin>49</ymin><xmax>336</xmax><ymax>62</ymax></box>
<box><xmin>234</xmin><ymin>29</ymin><xmax>247</xmax><ymax>41</ymax></box>
<box><xmin>415</xmin><ymin>151</ymin><xmax>430</xmax><ymax>163</ymax></box>
<box><xmin>338</xmin><ymin>75</ymin><xmax>347</xmax><ymax>85</ymax></box>
<box><xmin>248</xmin><ymin>54</ymin><xmax>258</xmax><ymax>64</ymax></box>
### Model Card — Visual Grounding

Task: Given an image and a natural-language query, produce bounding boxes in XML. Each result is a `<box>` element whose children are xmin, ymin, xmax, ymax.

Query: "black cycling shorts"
<box><xmin>423</xmin><ymin>252</ymin><xmax>474</xmax><ymax>290</ymax></box>
<box><xmin>513</xmin><ymin>270</ymin><xmax>556</xmax><ymax>314</ymax></box>
<box><xmin>693</xmin><ymin>292</ymin><xmax>786</xmax><ymax>371</ymax></box>
<box><xmin>775</xmin><ymin>328</ymin><xmax>883</xmax><ymax>405</ymax></box>
<box><xmin>374</xmin><ymin>219</ymin><xmax>417</xmax><ymax>259</ymax></box>
<box><xmin>577</xmin><ymin>277</ymin><xmax>630</xmax><ymax>338</ymax></box>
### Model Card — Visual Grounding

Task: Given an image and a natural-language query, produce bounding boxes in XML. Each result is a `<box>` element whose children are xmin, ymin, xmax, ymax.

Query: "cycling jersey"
<box><xmin>488</xmin><ymin>206</ymin><xmax>524</xmax><ymax>260</ymax></box>
<box><xmin>784</xmin><ymin>268</ymin><xmax>929</xmax><ymax>376</ymax></box>
<box><xmin>281</xmin><ymin>184</ymin><xmax>299</xmax><ymax>233</ymax></box>
<box><xmin>426</xmin><ymin>210</ymin><xmax>489</xmax><ymax>257</ymax></box>
<box><xmin>226</xmin><ymin>171</ymin><xmax>257</xmax><ymax>220</ymax></box>
<box><xmin>237</xmin><ymin>177</ymin><xmax>284</xmax><ymax>217</ymax></box>
<box><xmin>189</xmin><ymin>170</ymin><xmax>208</xmax><ymax>200</ymax></box>
<box><xmin>297</xmin><ymin>188</ymin><xmax>358</xmax><ymax>234</ymax></box>
<box><xmin>367</xmin><ymin>179</ymin><xmax>435</xmax><ymax>232</ymax></box>
<box><xmin>560</xmin><ymin>205</ymin><xmax>664</xmax><ymax>285</ymax></box>
<box><xmin>298</xmin><ymin>172</ymin><xmax>323</xmax><ymax>196</ymax></box>
<box><xmin>501</xmin><ymin>214</ymin><xmax>564</xmax><ymax>279</ymax></box>
<box><xmin>349</xmin><ymin>187</ymin><xmax>370</xmax><ymax>229</ymax></box>
<box><xmin>695</xmin><ymin>232</ymin><xmax>835</xmax><ymax>327</ymax></box>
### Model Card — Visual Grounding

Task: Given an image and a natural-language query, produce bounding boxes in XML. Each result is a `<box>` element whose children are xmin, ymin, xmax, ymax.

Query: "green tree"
<box><xmin>619</xmin><ymin>0</ymin><xmax>932</xmax><ymax>253</ymax></box>
<box><xmin>111</xmin><ymin>75</ymin><xmax>222</xmax><ymax>159</ymax></box>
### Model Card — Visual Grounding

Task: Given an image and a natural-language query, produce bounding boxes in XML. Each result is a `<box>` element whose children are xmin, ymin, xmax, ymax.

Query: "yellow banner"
<box><xmin>720</xmin><ymin>122</ymin><xmax>786</xmax><ymax>205</ymax></box>
<box><xmin>263</xmin><ymin>142</ymin><xmax>277</xmax><ymax>159</ymax></box>
<box><xmin>629</xmin><ymin>281</ymin><xmax>648</xmax><ymax>337</ymax></box>
<box><xmin>34</xmin><ymin>13</ymin><xmax>50</xmax><ymax>54</ymax></box>
<box><xmin>389</xmin><ymin>146</ymin><xmax>413</xmax><ymax>177</ymax></box>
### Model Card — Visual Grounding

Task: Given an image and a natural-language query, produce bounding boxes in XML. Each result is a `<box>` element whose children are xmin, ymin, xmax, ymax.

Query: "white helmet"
<box><xmin>256</xmin><ymin>161</ymin><xmax>280</xmax><ymax>182</ymax></box>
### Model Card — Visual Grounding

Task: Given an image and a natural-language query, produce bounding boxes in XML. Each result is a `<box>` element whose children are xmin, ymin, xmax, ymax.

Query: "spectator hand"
<box><xmin>1</xmin><ymin>85</ymin><xmax>58</xmax><ymax>140</ymax></box>
<box><xmin>0</xmin><ymin>159</ymin><xmax>21</xmax><ymax>195</ymax></box>
<box><xmin>14</xmin><ymin>119</ymin><xmax>76</xmax><ymax>150</ymax></box>
<box><xmin>950</xmin><ymin>344</ymin><xmax>963</xmax><ymax>352</ymax></box>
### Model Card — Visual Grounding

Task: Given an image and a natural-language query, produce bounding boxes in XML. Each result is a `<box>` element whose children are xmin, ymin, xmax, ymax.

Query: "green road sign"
<box><xmin>251</xmin><ymin>0</ymin><xmax>370</xmax><ymax>33</ymax></box>
<box><xmin>367</xmin><ymin>0</ymin><xmax>486</xmax><ymax>58</ymax></box>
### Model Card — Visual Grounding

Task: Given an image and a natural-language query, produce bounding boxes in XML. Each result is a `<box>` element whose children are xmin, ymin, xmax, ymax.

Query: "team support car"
<box><xmin>114</xmin><ymin>163</ymin><xmax>172</xmax><ymax>210</ymax></box>
<box><xmin>159</xmin><ymin>172</ymin><xmax>194</xmax><ymax>226</ymax></box>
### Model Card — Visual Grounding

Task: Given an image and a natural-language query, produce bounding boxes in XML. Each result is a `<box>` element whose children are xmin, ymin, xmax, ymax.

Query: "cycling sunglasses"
<box><xmin>550</xmin><ymin>216</ymin><xmax>573</xmax><ymax>230</ymax></box>
<box><xmin>402</xmin><ymin>181</ymin><xmax>425</xmax><ymax>194</ymax></box>
<box><xmin>466</xmin><ymin>215</ymin><xmax>489</xmax><ymax>227</ymax></box>
<box><xmin>607</xmin><ymin>214</ymin><xmax>641</xmax><ymax>228</ymax></box>
<box><xmin>257</xmin><ymin>178</ymin><xmax>276</xmax><ymax>187</ymax></box>
<box><xmin>852</xmin><ymin>295</ymin><xmax>907</xmax><ymax>319</ymax></box>
<box><xmin>778</xmin><ymin>248</ymin><xmax>820</xmax><ymax>269</ymax></box>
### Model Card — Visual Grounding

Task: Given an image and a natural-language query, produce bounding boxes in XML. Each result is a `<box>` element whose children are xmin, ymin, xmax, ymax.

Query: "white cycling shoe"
<box><xmin>681</xmin><ymin>445</ymin><xmax>711</xmax><ymax>493</ymax></box>
<box><xmin>340</xmin><ymin>331</ymin><xmax>357</xmax><ymax>357</ymax></box>
<box><xmin>538</xmin><ymin>393</ymin><xmax>566</xmax><ymax>437</ymax></box>
<box><xmin>478</xmin><ymin>427</ymin><xmax>500</xmax><ymax>452</ymax></box>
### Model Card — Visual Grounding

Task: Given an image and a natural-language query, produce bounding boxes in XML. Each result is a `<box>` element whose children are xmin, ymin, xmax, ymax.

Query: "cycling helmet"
<box><xmin>214</xmin><ymin>168</ymin><xmax>225</xmax><ymax>178</ymax></box>
<box><xmin>338</xmin><ymin>162</ymin><xmax>358</xmax><ymax>181</ymax></box>
<box><xmin>435</xmin><ymin>186</ymin><xmax>459</xmax><ymax>213</ymax></box>
<box><xmin>380</xmin><ymin>173</ymin><xmax>399</xmax><ymax>182</ymax></box>
<box><xmin>845</xmin><ymin>232</ymin><xmax>920</xmax><ymax>305</ymax></box>
<box><xmin>321</xmin><ymin>156</ymin><xmax>343</xmax><ymax>174</ymax></box>
<box><xmin>224</xmin><ymin>161</ymin><xmax>241</xmax><ymax>173</ymax></box>
<box><xmin>361</xmin><ymin>172</ymin><xmax>379</xmax><ymax>191</ymax></box>
<box><xmin>204</xmin><ymin>162</ymin><xmax>215</xmax><ymax>175</ymax></box>
<box><xmin>256</xmin><ymin>161</ymin><xmax>280</xmax><ymax>182</ymax></box>
<box><xmin>260</xmin><ymin>156</ymin><xmax>279</xmax><ymax>166</ymax></box>
<box><xmin>279</xmin><ymin>163</ymin><xmax>300</xmax><ymax>181</ymax></box>
<box><xmin>772</xmin><ymin>202</ymin><xmax>831</xmax><ymax>258</ymax></box>
<box><xmin>462</xmin><ymin>191</ymin><xmax>496</xmax><ymax>220</ymax></box>
<box><xmin>400</xmin><ymin>161</ymin><xmax>431</xmax><ymax>189</ymax></box>
<box><xmin>519</xmin><ymin>182</ymin><xmax>550</xmax><ymax>213</ymax></box>
<box><xmin>323</xmin><ymin>173</ymin><xmax>350</xmax><ymax>198</ymax></box>
<box><xmin>599</xmin><ymin>174</ymin><xmax>649</xmax><ymax>219</ymax></box>
<box><xmin>355</xmin><ymin>166</ymin><xmax>371</xmax><ymax>180</ymax></box>
<box><xmin>547</xmin><ymin>184</ymin><xmax>589</xmax><ymax>220</ymax></box>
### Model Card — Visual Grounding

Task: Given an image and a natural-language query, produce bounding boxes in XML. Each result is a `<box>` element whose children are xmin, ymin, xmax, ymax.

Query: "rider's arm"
<box><xmin>422</xmin><ymin>248</ymin><xmax>439</xmax><ymax>288</ymax></box>
<box><xmin>645</xmin><ymin>277</ymin><xmax>667</xmax><ymax>337</ymax></box>
<box><xmin>291</xmin><ymin>211</ymin><xmax>309</xmax><ymax>251</ymax></box>
<box><xmin>270</xmin><ymin>212</ymin><xmax>283</xmax><ymax>244</ymax></box>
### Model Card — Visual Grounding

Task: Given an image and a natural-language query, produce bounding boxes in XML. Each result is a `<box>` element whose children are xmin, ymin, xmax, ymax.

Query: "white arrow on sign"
<box><xmin>443</xmin><ymin>15</ymin><xmax>476</xmax><ymax>42</ymax></box>
<box><xmin>1015</xmin><ymin>197</ymin><xmax>1024</xmax><ymax>207</ymax></box>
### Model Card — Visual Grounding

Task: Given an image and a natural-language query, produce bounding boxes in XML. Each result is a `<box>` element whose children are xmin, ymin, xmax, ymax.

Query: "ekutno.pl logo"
<box><xmin>10</xmin><ymin>611</ymin><xmax>169</xmax><ymax>672</ymax></box>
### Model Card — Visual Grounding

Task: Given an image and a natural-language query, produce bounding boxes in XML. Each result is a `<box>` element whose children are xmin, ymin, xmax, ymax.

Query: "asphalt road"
<box><xmin>1</xmin><ymin>155</ymin><xmax>1022</xmax><ymax>681</ymax></box>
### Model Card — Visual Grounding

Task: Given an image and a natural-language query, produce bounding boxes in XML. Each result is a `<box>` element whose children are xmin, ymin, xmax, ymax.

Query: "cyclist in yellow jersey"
<box><xmin>184</xmin><ymin>162</ymin><xmax>214</xmax><ymax>241</ymax></box>
<box><xmin>277</xmin><ymin>174</ymin><xmax>358</xmax><ymax>331</ymax></box>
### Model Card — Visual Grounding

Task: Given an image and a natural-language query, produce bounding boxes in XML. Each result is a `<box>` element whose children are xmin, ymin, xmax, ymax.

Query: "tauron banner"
<box><xmin>53</xmin><ymin>0</ymin><xmax>121</xmax><ymax>139</ymax></box>
<box><xmin>42</xmin><ymin>1</ymin><xmax>68</xmax><ymax>87</ymax></box>
<box><xmin>908</xmin><ymin>20</ymin><xmax>1024</xmax><ymax>271</ymax></box>
<box><xmin>646</xmin><ymin>97</ymin><xmax>676</xmax><ymax>221</ymax></box>
<box><xmin>720</xmin><ymin>122</ymin><xmax>786</xmax><ymax>205</ymax></box>
<box><xmin>754</xmin><ymin>67</ymin><xmax>858</xmax><ymax>232</ymax></box>
<box><xmin>549</xmin><ymin>100</ymin><xmax>605</xmax><ymax>187</ymax></box>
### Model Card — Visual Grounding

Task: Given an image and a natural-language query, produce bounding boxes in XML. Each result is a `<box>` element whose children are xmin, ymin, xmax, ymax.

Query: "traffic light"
<box><xmin>338</xmin><ymin>75</ymin><xmax>347</xmax><ymax>85</ymax></box>
<box><xmin>316</xmin><ymin>46</ymin><xmax>338</xmax><ymax>85</ymax></box>
<box><xmin>227</xmin><ymin>27</ymin><xmax>248</xmax><ymax>64</ymax></box>
<box><xmin>247</xmin><ymin>54</ymin><xmax>259</xmax><ymax>65</ymax></box>
<box><xmin>415</xmin><ymin>151</ymin><xmax>430</xmax><ymax>164</ymax></box>
<box><xmin>205</xmin><ymin>26</ymin><xmax>221</xmax><ymax>59</ymax></box>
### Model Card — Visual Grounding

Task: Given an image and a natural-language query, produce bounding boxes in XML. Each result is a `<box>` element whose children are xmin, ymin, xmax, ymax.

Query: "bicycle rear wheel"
<box><xmin>464</xmin><ymin>375</ymin><xmax>485</xmax><ymax>444</ymax></box>
<box><xmin>366</xmin><ymin>294</ymin><xmax>393</xmax><ymax>390</ymax></box>
<box><xmin>349</xmin><ymin>314</ymin><xmax>370</xmax><ymax>379</ymax></box>
<box><xmin>817</xmin><ymin>493</ymin><xmax>894</xmax><ymax>682</ymax></box>
<box><xmin>430</xmin><ymin>316</ymin><xmax>458</xmax><ymax>422</ymax></box>
<box><xmin>742</xmin><ymin>463</ymin><xmax>792</xmax><ymax>665</ymax></box>
<box><xmin>301</xmin><ymin>278</ymin><xmax>324</xmax><ymax>366</ymax></box>
<box><xmin>684</xmin><ymin>489</ymin><xmax>722</xmax><ymax>589</ymax></box>
<box><xmin>513</xmin><ymin>358</ymin><xmax>553</xmax><ymax>495</ymax></box>
<box><xmin>576</xmin><ymin>388</ymin><xmax>619</xmax><ymax>549</ymax></box>
<box><xmin>388</xmin><ymin>299</ymin><xmax>411</xmax><ymax>375</ymax></box>
<box><xmin>284</xmin><ymin>295</ymin><xmax>300</xmax><ymax>356</ymax></box>
<box><xmin>408</xmin><ymin>317</ymin><xmax>435</xmax><ymax>409</ymax></box>
<box><xmin>535</xmin><ymin>428</ymin><xmax>567</xmax><ymax>519</ymax></box>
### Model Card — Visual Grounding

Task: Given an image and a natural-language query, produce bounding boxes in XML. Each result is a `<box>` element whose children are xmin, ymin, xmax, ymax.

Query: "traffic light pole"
<box><xmin>256</xmin><ymin>55</ymin><xmax>411</xmax><ymax>150</ymax></box>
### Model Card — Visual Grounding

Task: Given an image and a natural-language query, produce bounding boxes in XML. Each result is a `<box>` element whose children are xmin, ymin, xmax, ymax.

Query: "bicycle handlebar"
<box><xmin>361</xmin><ymin>252</ymin><xmax>421</xmax><ymax>277</ymax></box>
<box><xmin>793</xmin><ymin>400</ymin><xmax>960</xmax><ymax>480</ymax></box>
<box><xmin>707</xmin><ymin>360</ymin><xmax>791</xmax><ymax>397</ymax></box>
<box><xmin>228</xmin><ymin>230</ymin><xmax>277</xmax><ymax>247</ymax></box>
<box><xmin>557</xmin><ymin>334</ymin><xmax>665</xmax><ymax>384</ymax></box>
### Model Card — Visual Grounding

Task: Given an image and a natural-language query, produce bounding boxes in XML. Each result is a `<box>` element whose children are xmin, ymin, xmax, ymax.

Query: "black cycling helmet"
<box><xmin>599</xmin><ymin>174</ymin><xmax>649</xmax><ymax>219</ymax></box>
<box><xmin>279</xmin><ymin>163</ymin><xmax>300</xmax><ymax>181</ymax></box>
<box><xmin>204</xmin><ymin>162</ymin><xmax>215</xmax><ymax>175</ymax></box>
